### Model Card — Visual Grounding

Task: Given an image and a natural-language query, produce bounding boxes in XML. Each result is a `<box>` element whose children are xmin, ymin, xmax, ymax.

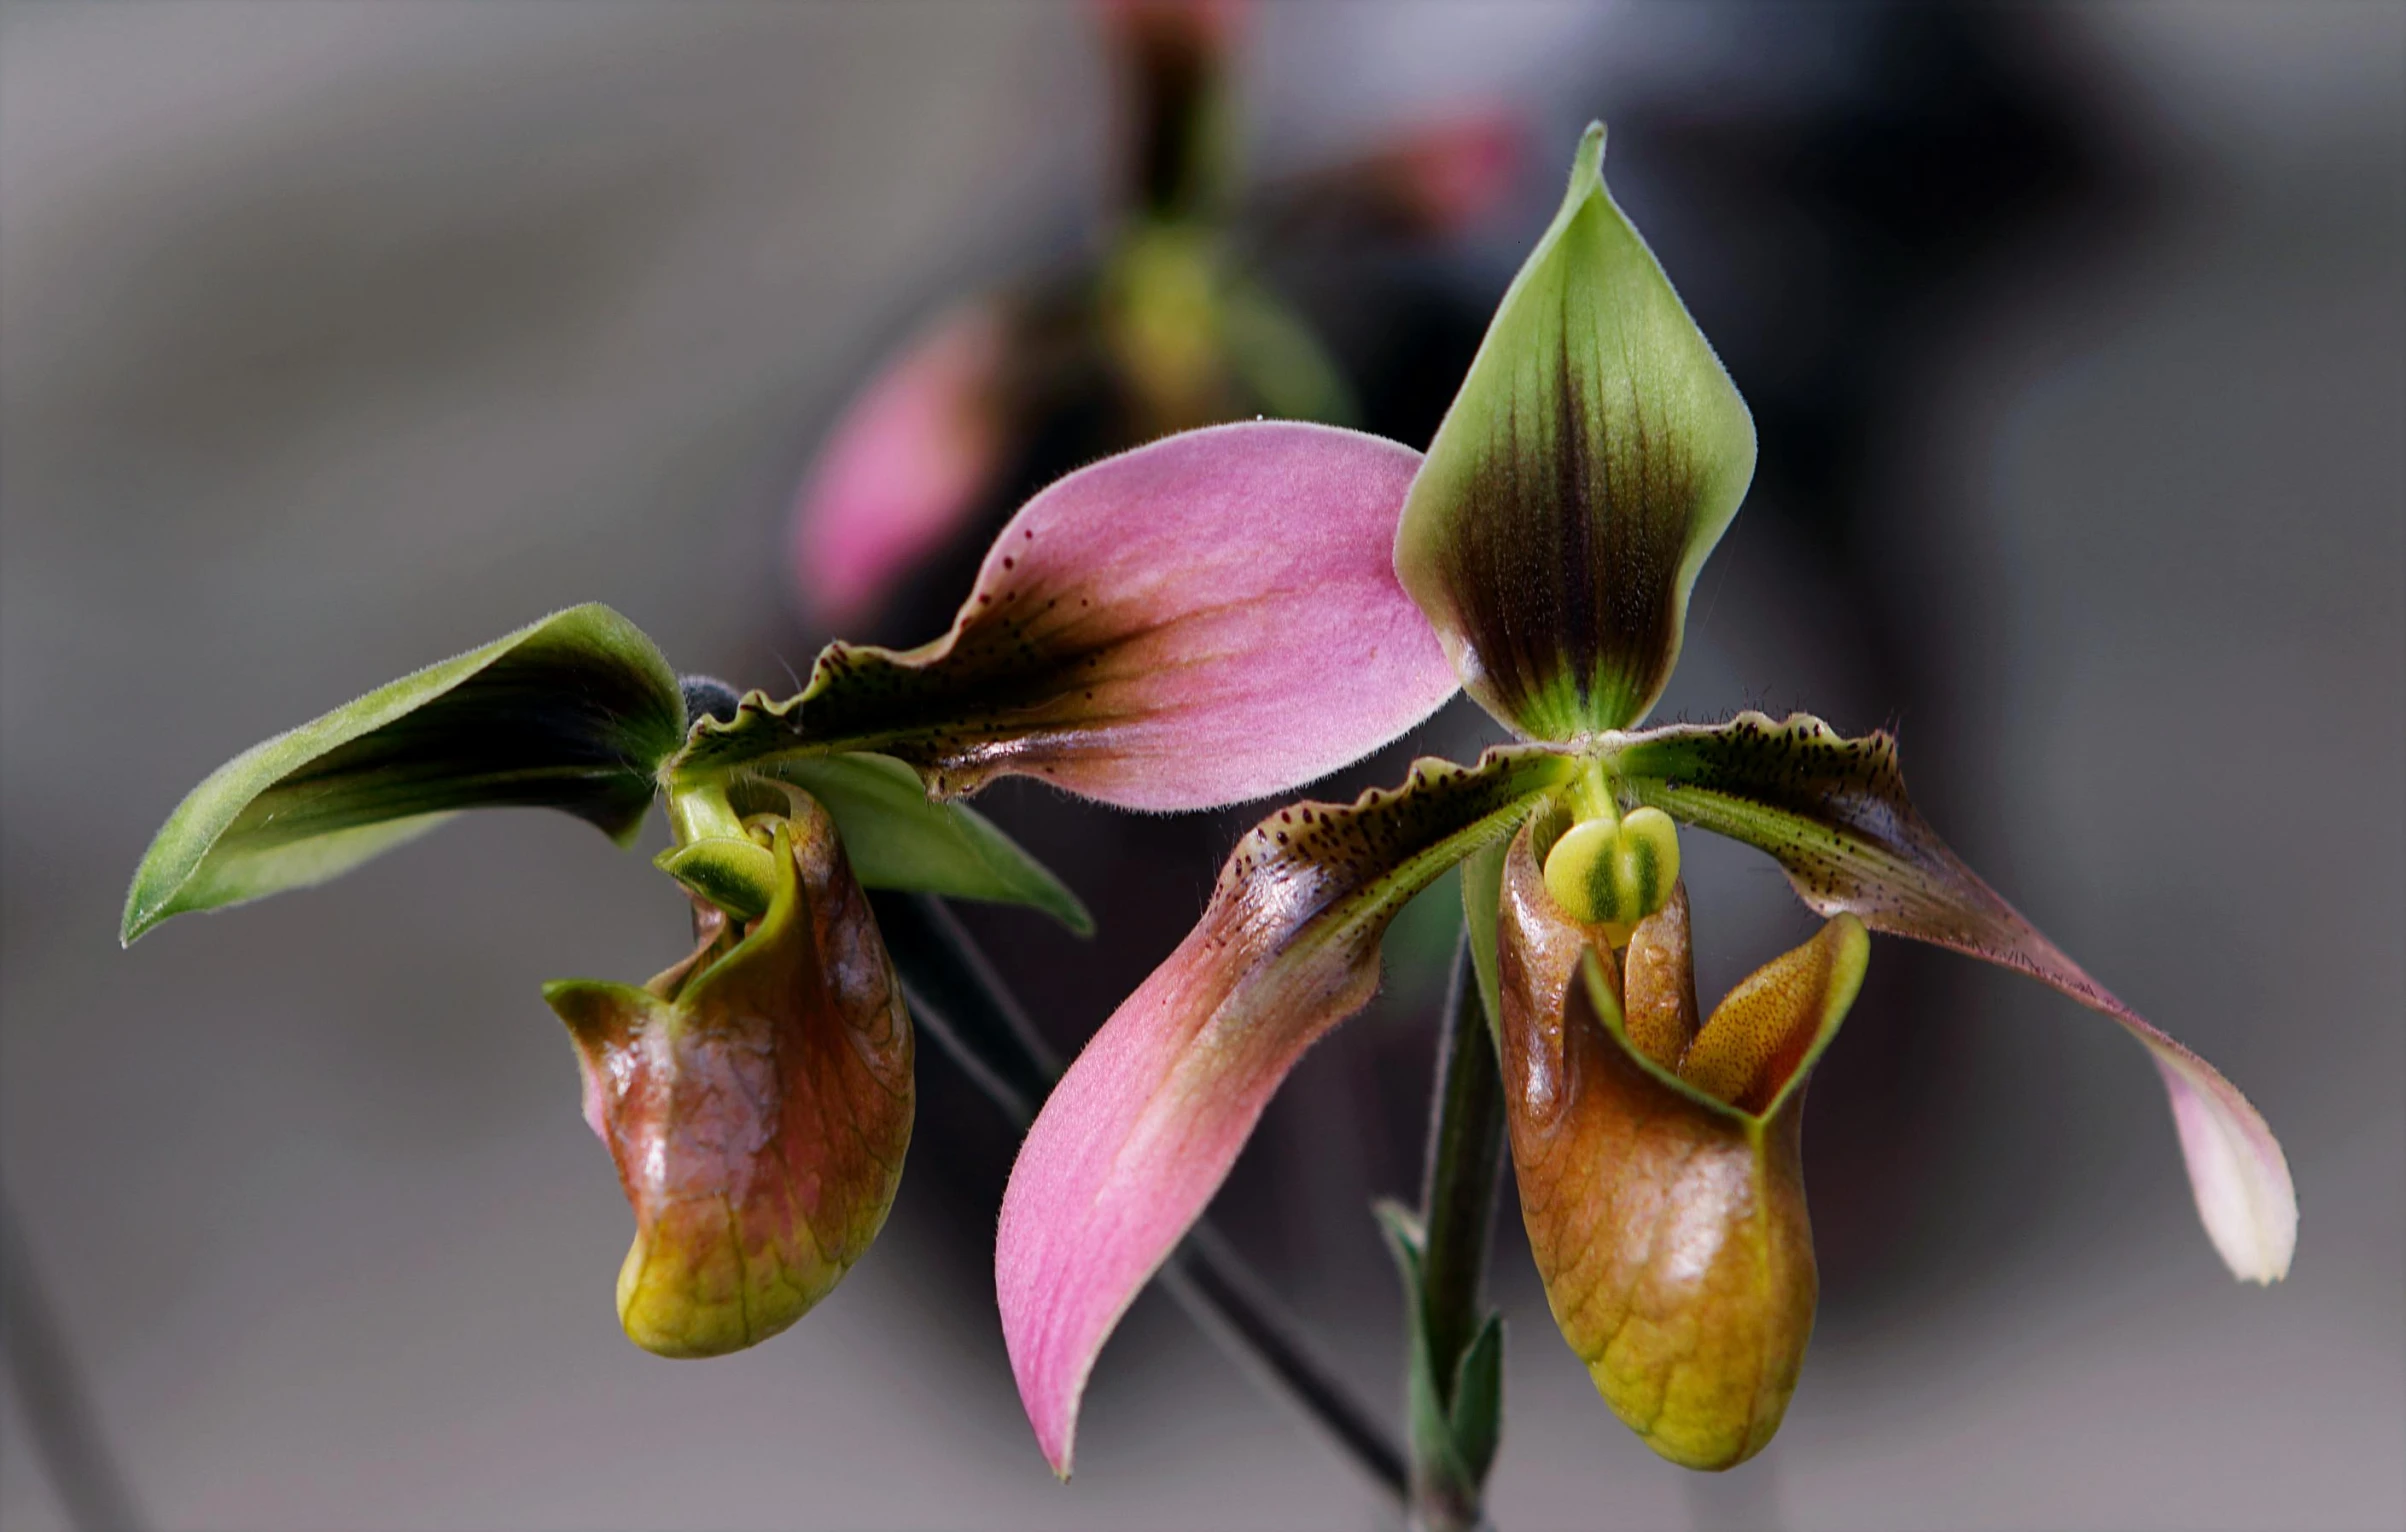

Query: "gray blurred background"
<box><xmin>2</xmin><ymin>4</ymin><xmax>2399</xmax><ymax>1529</ymax></box>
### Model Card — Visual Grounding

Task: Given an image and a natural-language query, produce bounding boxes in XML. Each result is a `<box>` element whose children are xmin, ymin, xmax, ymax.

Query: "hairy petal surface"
<box><xmin>1610</xmin><ymin>711</ymin><xmax>2296</xmax><ymax>1282</ymax></box>
<box><xmin>790</xmin><ymin>302</ymin><xmax>1013</xmax><ymax>629</ymax></box>
<box><xmin>1497</xmin><ymin>826</ymin><xmax>1863</xmax><ymax>1470</ymax></box>
<box><xmin>125</xmin><ymin>605</ymin><xmax>683</xmax><ymax>943</ymax></box>
<box><xmin>1394</xmin><ymin>124</ymin><xmax>1756</xmax><ymax>739</ymax></box>
<box><xmin>675</xmin><ymin>422</ymin><xmax>1458</xmax><ymax>810</ymax></box>
<box><xmin>996</xmin><ymin>746</ymin><xmax>1574</xmax><ymax>1474</ymax></box>
<box><xmin>545</xmin><ymin>801</ymin><xmax>913</xmax><ymax>1357</ymax></box>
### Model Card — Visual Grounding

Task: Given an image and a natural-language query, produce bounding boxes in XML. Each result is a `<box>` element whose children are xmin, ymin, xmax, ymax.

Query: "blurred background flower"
<box><xmin>788</xmin><ymin>0</ymin><xmax>1520</xmax><ymax>638</ymax></box>
<box><xmin>2</xmin><ymin>4</ymin><xmax>2398</xmax><ymax>1529</ymax></box>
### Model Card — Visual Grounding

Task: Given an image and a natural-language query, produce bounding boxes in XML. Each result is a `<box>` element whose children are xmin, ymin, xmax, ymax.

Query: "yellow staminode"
<box><xmin>1540</xmin><ymin>805</ymin><xmax>1681</xmax><ymax>928</ymax></box>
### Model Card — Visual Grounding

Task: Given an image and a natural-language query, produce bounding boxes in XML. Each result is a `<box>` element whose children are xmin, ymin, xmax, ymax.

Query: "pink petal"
<box><xmin>790</xmin><ymin>303</ymin><xmax>1010</xmax><ymax>629</ymax></box>
<box><xmin>685</xmin><ymin>422</ymin><xmax>1462</xmax><ymax>812</ymax></box>
<box><xmin>994</xmin><ymin>746</ymin><xmax>1572</xmax><ymax>1473</ymax></box>
<box><xmin>2148</xmin><ymin>1027</ymin><xmax>2298</xmax><ymax>1284</ymax></box>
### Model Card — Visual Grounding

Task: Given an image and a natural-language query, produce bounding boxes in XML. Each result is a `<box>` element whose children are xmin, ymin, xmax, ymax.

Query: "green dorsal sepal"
<box><xmin>1392</xmin><ymin>124</ymin><xmax>1758</xmax><ymax>740</ymax></box>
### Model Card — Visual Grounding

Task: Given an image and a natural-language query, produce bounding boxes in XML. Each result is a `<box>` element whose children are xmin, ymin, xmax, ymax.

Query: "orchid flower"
<box><xmin>994</xmin><ymin>125</ymin><xmax>2296</xmax><ymax>1479</ymax></box>
<box><xmin>791</xmin><ymin>0</ymin><xmax>1522</xmax><ymax>628</ymax></box>
<box><xmin>123</xmin><ymin>423</ymin><xmax>1458</xmax><ymax>1358</ymax></box>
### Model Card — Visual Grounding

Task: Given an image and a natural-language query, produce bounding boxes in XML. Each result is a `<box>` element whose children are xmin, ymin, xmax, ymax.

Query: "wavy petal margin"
<box><xmin>1609</xmin><ymin>711</ymin><xmax>2296</xmax><ymax>1282</ymax></box>
<box><xmin>677</xmin><ymin>422</ymin><xmax>1459</xmax><ymax>810</ymax></box>
<box><xmin>545</xmin><ymin>800</ymin><xmax>913</xmax><ymax>1357</ymax></box>
<box><xmin>995</xmin><ymin>745</ymin><xmax>1572</xmax><ymax>1474</ymax></box>
<box><xmin>124</xmin><ymin>605</ymin><xmax>683</xmax><ymax>944</ymax></box>
<box><xmin>1394</xmin><ymin>124</ymin><xmax>1756</xmax><ymax>739</ymax></box>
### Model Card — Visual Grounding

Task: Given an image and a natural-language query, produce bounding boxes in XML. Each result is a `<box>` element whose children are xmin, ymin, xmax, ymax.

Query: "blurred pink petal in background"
<box><xmin>790</xmin><ymin>303</ymin><xmax>1010</xmax><ymax>629</ymax></box>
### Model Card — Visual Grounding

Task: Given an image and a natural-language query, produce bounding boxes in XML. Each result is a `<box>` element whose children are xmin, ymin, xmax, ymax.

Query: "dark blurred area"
<box><xmin>3</xmin><ymin>5</ymin><xmax>2398</xmax><ymax>1529</ymax></box>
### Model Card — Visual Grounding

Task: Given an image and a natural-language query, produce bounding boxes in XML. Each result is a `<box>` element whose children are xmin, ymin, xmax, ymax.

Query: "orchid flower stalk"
<box><xmin>122</xmin><ymin>424</ymin><xmax>1461</xmax><ymax>1368</ymax></box>
<box><xmin>994</xmin><ymin>124</ymin><xmax>2296</xmax><ymax>1497</ymax></box>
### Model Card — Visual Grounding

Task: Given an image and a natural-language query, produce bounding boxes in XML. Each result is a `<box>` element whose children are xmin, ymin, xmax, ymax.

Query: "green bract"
<box><xmin>765</xmin><ymin>753</ymin><xmax>1090</xmax><ymax>934</ymax></box>
<box><xmin>651</xmin><ymin>757</ymin><xmax>1089</xmax><ymax>934</ymax></box>
<box><xmin>1394</xmin><ymin>124</ymin><xmax>1755</xmax><ymax>740</ymax></box>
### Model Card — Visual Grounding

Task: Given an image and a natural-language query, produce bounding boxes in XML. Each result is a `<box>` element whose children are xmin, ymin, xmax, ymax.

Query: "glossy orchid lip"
<box><xmin>682</xmin><ymin>421</ymin><xmax>1463</xmax><ymax>813</ymax></box>
<box><xmin>547</xmin><ymin>799</ymin><xmax>914</xmax><ymax>1359</ymax></box>
<box><xmin>1495</xmin><ymin>825</ymin><xmax>1864</xmax><ymax>1469</ymax></box>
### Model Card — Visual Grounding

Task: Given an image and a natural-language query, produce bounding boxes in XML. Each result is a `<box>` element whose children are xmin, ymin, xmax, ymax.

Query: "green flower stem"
<box><xmin>1411</xmin><ymin>935</ymin><xmax>1509</xmax><ymax>1532</ymax></box>
<box><xmin>867</xmin><ymin>892</ymin><xmax>1409</xmax><ymax>1507</ymax></box>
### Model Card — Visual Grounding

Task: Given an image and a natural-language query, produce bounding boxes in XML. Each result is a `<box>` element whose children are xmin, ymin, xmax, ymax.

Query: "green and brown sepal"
<box><xmin>1394</xmin><ymin>124</ymin><xmax>1756</xmax><ymax>740</ymax></box>
<box><xmin>1496</xmin><ymin>821</ymin><xmax>1865</xmax><ymax>1469</ymax></box>
<box><xmin>123</xmin><ymin>605</ymin><xmax>684</xmax><ymax>944</ymax></box>
<box><xmin>545</xmin><ymin>798</ymin><xmax>913</xmax><ymax>1358</ymax></box>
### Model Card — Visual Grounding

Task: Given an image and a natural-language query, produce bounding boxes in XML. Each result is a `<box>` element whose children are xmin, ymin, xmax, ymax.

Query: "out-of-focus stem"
<box><xmin>1409</xmin><ymin>936</ymin><xmax>1507</xmax><ymax>1532</ymax></box>
<box><xmin>868</xmin><ymin>892</ymin><xmax>1409</xmax><ymax>1508</ymax></box>
<box><xmin>1</xmin><ymin>1191</ymin><xmax>145</xmax><ymax>1532</ymax></box>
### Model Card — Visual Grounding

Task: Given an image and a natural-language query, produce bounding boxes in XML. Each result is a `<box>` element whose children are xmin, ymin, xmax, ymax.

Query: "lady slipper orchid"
<box><xmin>994</xmin><ymin>124</ymin><xmax>2296</xmax><ymax>1477</ymax></box>
<box><xmin>124</xmin><ymin>421</ymin><xmax>1456</xmax><ymax>1356</ymax></box>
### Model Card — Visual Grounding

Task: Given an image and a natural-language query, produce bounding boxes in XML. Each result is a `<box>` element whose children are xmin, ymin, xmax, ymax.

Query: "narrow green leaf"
<box><xmin>1448</xmin><ymin>1311</ymin><xmax>1505</xmax><ymax>1485</ymax></box>
<box><xmin>1376</xmin><ymin>1200</ymin><xmax>1502</xmax><ymax>1504</ymax></box>
<box><xmin>1394</xmin><ymin>123</ymin><xmax>1756</xmax><ymax>739</ymax></box>
<box><xmin>764</xmin><ymin>753</ymin><xmax>1092</xmax><ymax>935</ymax></box>
<box><xmin>123</xmin><ymin>605</ymin><xmax>682</xmax><ymax>943</ymax></box>
<box><xmin>1373</xmin><ymin>1202</ymin><xmax>1465</xmax><ymax>1487</ymax></box>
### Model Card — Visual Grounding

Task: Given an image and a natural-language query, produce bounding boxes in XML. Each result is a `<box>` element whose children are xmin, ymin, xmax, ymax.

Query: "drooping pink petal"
<box><xmin>1610</xmin><ymin>711</ymin><xmax>2297</xmax><ymax>1283</ymax></box>
<box><xmin>790</xmin><ymin>303</ymin><xmax>1012</xmax><ymax>629</ymax></box>
<box><xmin>679</xmin><ymin>422</ymin><xmax>1463</xmax><ymax>812</ymax></box>
<box><xmin>995</xmin><ymin>746</ymin><xmax>1573</xmax><ymax>1474</ymax></box>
